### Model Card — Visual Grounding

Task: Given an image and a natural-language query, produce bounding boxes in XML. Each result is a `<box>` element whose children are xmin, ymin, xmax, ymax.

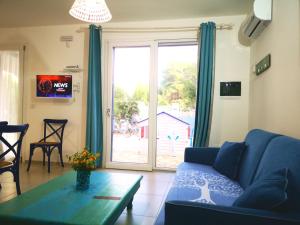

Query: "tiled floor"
<box><xmin>0</xmin><ymin>162</ymin><xmax>175</xmax><ymax>225</ymax></box>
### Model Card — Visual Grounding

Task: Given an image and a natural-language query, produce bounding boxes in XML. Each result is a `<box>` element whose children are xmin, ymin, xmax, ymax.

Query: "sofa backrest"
<box><xmin>253</xmin><ymin>136</ymin><xmax>300</xmax><ymax>212</ymax></box>
<box><xmin>238</xmin><ymin>129</ymin><xmax>279</xmax><ymax>189</ymax></box>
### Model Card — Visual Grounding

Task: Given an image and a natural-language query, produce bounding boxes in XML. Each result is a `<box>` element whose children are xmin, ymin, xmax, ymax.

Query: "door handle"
<box><xmin>106</xmin><ymin>108</ymin><xmax>111</xmax><ymax>117</ymax></box>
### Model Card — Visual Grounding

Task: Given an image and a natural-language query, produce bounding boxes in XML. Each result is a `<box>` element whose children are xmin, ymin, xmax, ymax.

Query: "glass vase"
<box><xmin>76</xmin><ymin>170</ymin><xmax>91</xmax><ymax>191</ymax></box>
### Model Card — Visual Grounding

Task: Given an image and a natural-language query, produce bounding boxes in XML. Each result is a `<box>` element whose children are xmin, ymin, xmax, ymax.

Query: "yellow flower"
<box><xmin>67</xmin><ymin>148</ymin><xmax>98</xmax><ymax>171</ymax></box>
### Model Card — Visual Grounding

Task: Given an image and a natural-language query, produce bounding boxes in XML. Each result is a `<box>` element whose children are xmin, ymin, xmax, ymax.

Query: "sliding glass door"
<box><xmin>106</xmin><ymin>41</ymin><xmax>197</xmax><ymax>170</ymax></box>
<box><xmin>105</xmin><ymin>42</ymin><xmax>154</xmax><ymax>170</ymax></box>
<box><xmin>156</xmin><ymin>44</ymin><xmax>198</xmax><ymax>168</ymax></box>
<box><xmin>112</xmin><ymin>46</ymin><xmax>150</xmax><ymax>164</ymax></box>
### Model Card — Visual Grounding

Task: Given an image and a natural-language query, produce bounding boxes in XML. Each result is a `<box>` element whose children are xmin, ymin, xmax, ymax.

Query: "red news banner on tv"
<box><xmin>36</xmin><ymin>75</ymin><xmax>72</xmax><ymax>98</ymax></box>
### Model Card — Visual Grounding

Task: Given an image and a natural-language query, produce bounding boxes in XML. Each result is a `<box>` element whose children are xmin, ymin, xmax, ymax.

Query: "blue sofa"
<box><xmin>155</xmin><ymin>129</ymin><xmax>300</xmax><ymax>225</ymax></box>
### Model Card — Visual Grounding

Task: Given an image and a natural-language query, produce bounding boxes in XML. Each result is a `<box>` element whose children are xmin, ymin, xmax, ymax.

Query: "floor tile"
<box><xmin>115</xmin><ymin>214</ymin><xmax>155</xmax><ymax>225</ymax></box>
<box><xmin>122</xmin><ymin>193</ymin><xmax>164</xmax><ymax>217</ymax></box>
<box><xmin>137</xmin><ymin>179</ymin><xmax>171</xmax><ymax>196</ymax></box>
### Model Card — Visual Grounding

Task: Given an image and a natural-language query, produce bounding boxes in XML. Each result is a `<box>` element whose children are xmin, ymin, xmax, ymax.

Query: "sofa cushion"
<box><xmin>233</xmin><ymin>168</ymin><xmax>288</xmax><ymax>210</ymax></box>
<box><xmin>213</xmin><ymin>142</ymin><xmax>246</xmax><ymax>180</ymax></box>
<box><xmin>238</xmin><ymin>129</ymin><xmax>279</xmax><ymax>189</ymax></box>
<box><xmin>170</xmin><ymin>163</ymin><xmax>243</xmax><ymax>206</ymax></box>
<box><xmin>154</xmin><ymin>163</ymin><xmax>244</xmax><ymax>225</ymax></box>
<box><xmin>253</xmin><ymin>136</ymin><xmax>300</xmax><ymax>212</ymax></box>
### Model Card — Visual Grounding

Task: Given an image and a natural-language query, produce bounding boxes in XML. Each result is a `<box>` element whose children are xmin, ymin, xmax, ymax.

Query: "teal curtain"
<box><xmin>193</xmin><ymin>22</ymin><xmax>216</xmax><ymax>147</ymax></box>
<box><xmin>86</xmin><ymin>24</ymin><xmax>103</xmax><ymax>167</ymax></box>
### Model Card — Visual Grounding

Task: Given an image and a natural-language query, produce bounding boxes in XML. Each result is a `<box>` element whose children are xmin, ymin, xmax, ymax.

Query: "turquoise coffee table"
<box><xmin>0</xmin><ymin>171</ymin><xmax>143</xmax><ymax>225</ymax></box>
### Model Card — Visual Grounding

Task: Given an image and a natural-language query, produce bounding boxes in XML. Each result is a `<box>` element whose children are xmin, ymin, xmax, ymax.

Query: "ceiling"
<box><xmin>0</xmin><ymin>0</ymin><xmax>253</xmax><ymax>28</ymax></box>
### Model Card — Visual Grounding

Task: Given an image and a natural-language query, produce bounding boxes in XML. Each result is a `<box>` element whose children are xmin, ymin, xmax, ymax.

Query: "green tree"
<box><xmin>114</xmin><ymin>86</ymin><xmax>139</xmax><ymax>125</ymax></box>
<box><xmin>159</xmin><ymin>62</ymin><xmax>197</xmax><ymax>110</ymax></box>
<box><xmin>114</xmin><ymin>86</ymin><xmax>128</xmax><ymax>101</ymax></box>
<box><xmin>116</xmin><ymin>100</ymin><xmax>139</xmax><ymax>122</ymax></box>
<box><xmin>132</xmin><ymin>84</ymin><xmax>149</xmax><ymax>104</ymax></box>
<box><xmin>114</xmin><ymin>87</ymin><xmax>127</xmax><ymax>122</ymax></box>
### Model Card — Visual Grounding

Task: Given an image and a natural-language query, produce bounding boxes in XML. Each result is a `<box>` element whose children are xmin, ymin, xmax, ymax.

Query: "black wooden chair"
<box><xmin>0</xmin><ymin>121</ymin><xmax>8</xmax><ymax>126</ymax></box>
<box><xmin>27</xmin><ymin>119</ymin><xmax>68</xmax><ymax>173</ymax></box>
<box><xmin>0</xmin><ymin>121</ymin><xmax>8</xmax><ymax>161</ymax></box>
<box><xmin>0</xmin><ymin>123</ymin><xmax>29</xmax><ymax>195</ymax></box>
<box><xmin>0</xmin><ymin>121</ymin><xmax>8</xmax><ymax>190</ymax></box>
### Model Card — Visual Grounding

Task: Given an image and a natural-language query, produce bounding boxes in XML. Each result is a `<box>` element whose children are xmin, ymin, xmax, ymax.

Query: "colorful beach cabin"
<box><xmin>137</xmin><ymin>112</ymin><xmax>191</xmax><ymax>153</ymax></box>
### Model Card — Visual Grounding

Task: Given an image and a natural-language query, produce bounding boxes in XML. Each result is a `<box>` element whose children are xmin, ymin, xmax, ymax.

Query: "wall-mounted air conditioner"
<box><xmin>239</xmin><ymin>0</ymin><xmax>272</xmax><ymax>46</ymax></box>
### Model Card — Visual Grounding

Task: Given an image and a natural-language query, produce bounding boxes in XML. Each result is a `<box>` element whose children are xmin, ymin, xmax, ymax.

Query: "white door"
<box><xmin>105</xmin><ymin>41</ymin><xmax>198</xmax><ymax>171</ymax></box>
<box><xmin>105</xmin><ymin>41</ymin><xmax>156</xmax><ymax>171</ymax></box>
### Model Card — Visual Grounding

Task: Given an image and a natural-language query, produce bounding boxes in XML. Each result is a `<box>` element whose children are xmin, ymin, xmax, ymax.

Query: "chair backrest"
<box><xmin>0</xmin><ymin>124</ymin><xmax>29</xmax><ymax>165</ymax></box>
<box><xmin>0</xmin><ymin>121</ymin><xmax>8</xmax><ymax>126</ymax></box>
<box><xmin>42</xmin><ymin>119</ymin><xmax>68</xmax><ymax>144</ymax></box>
<box><xmin>0</xmin><ymin>122</ymin><xmax>8</xmax><ymax>161</ymax></box>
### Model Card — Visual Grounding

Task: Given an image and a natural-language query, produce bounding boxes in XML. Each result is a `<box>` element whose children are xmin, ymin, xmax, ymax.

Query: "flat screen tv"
<box><xmin>36</xmin><ymin>75</ymin><xmax>72</xmax><ymax>98</ymax></box>
<box><xmin>220</xmin><ymin>82</ymin><xmax>241</xmax><ymax>96</ymax></box>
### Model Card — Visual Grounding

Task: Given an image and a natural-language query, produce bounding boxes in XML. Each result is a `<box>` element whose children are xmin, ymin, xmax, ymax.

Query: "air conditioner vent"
<box><xmin>238</xmin><ymin>0</ymin><xmax>272</xmax><ymax>46</ymax></box>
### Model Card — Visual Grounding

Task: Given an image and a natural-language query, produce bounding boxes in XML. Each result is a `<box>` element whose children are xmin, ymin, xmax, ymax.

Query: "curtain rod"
<box><xmin>99</xmin><ymin>23</ymin><xmax>233</xmax><ymax>33</ymax></box>
<box><xmin>76</xmin><ymin>23</ymin><xmax>233</xmax><ymax>33</ymax></box>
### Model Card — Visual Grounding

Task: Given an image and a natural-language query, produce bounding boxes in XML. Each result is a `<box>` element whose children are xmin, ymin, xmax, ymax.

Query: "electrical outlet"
<box><xmin>256</xmin><ymin>54</ymin><xmax>271</xmax><ymax>75</ymax></box>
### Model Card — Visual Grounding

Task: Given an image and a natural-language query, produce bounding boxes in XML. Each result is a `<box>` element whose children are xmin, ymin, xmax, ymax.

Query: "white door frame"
<box><xmin>104</xmin><ymin>39</ymin><xmax>198</xmax><ymax>171</ymax></box>
<box><xmin>104</xmin><ymin>40</ymin><xmax>158</xmax><ymax>171</ymax></box>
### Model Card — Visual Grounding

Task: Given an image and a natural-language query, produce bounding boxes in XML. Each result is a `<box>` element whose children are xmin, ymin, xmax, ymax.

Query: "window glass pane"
<box><xmin>156</xmin><ymin>44</ymin><xmax>198</xmax><ymax>168</ymax></box>
<box><xmin>112</xmin><ymin>47</ymin><xmax>150</xmax><ymax>164</ymax></box>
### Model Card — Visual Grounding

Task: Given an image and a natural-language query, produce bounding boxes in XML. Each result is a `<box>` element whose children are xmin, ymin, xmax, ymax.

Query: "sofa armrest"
<box><xmin>184</xmin><ymin>147</ymin><xmax>219</xmax><ymax>165</ymax></box>
<box><xmin>165</xmin><ymin>201</ymin><xmax>300</xmax><ymax>225</ymax></box>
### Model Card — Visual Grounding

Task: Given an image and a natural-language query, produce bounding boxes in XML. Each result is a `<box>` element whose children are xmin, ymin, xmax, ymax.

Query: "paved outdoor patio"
<box><xmin>112</xmin><ymin>134</ymin><xmax>186</xmax><ymax>168</ymax></box>
<box><xmin>112</xmin><ymin>150</ymin><xmax>184</xmax><ymax>169</ymax></box>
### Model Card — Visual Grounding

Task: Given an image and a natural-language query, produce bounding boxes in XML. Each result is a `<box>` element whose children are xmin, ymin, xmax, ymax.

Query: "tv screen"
<box><xmin>220</xmin><ymin>82</ymin><xmax>241</xmax><ymax>96</ymax></box>
<box><xmin>36</xmin><ymin>75</ymin><xmax>72</xmax><ymax>98</ymax></box>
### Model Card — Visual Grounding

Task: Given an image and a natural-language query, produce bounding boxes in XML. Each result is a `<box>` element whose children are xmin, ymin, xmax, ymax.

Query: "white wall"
<box><xmin>249</xmin><ymin>0</ymin><xmax>300</xmax><ymax>138</ymax></box>
<box><xmin>0</xmin><ymin>15</ymin><xmax>250</xmax><ymax>164</ymax></box>
<box><xmin>0</xmin><ymin>25</ymin><xmax>87</xmax><ymax>162</ymax></box>
<box><xmin>209</xmin><ymin>16</ymin><xmax>250</xmax><ymax>146</ymax></box>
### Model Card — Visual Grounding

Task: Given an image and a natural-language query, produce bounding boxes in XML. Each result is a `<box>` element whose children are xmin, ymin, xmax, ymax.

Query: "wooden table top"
<box><xmin>0</xmin><ymin>171</ymin><xmax>142</xmax><ymax>225</ymax></box>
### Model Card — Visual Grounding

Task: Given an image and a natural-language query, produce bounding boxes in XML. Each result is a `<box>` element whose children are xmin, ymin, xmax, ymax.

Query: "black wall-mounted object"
<box><xmin>256</xmin><ymin>54</ymin><xmax>271</xmax><ymax>75</ymax></box>
<box><xmin>220</xmin><ymin>82</ymin><xmax>241</xmax><ymax>96</ymax></box>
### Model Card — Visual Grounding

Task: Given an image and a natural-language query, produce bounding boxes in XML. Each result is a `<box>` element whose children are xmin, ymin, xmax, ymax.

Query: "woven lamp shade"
<box><xmin>69</xmin><ymin>0</ymin><xmax>112</xmax><ymax>23</ymax></box>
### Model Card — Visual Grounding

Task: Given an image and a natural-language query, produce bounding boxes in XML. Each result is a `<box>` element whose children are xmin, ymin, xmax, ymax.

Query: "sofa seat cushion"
<box><xmin>154</xmin><ymin>163</ymin><xmax>244</xmax><ymax>225</ymax></box>
<box><xmin>169</xmin><ymin>163</ymin><xmax>244</xmax><ymax>206</ymax></box>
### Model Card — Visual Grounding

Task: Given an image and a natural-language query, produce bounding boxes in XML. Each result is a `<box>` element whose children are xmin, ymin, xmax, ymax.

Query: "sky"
<box><xmin>113</xmin><ymin>45</ymin><xmax>198</xmax><ymax>96</ymax></box>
